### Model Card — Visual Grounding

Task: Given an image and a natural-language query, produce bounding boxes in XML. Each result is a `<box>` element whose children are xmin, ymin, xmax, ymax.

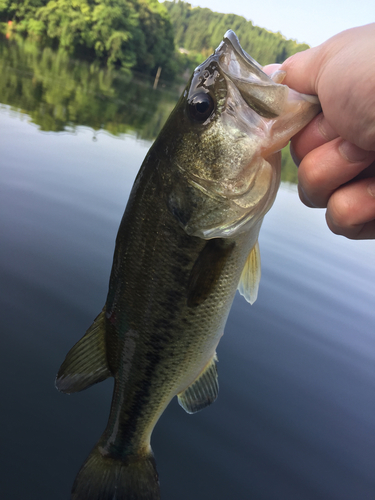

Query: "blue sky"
<box><xmin>175</xmin><ymin>0</ymin><xmax>374</xmax><ymax>48</ymax></box>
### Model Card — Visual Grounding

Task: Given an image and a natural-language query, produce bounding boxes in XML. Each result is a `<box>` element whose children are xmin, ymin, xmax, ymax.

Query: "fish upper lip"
<box><xmin>215</xmin><ymin>31</ymin><xmax>290</xmax><ymax>119</ymax></box>
<box><xmin>221</xmin><ymin>30</ymin><xmax>265</xmax><ymax>77</ymax></box>
<box><xmin>217</xmin><ymin>30</ymin><xmax>273</xmax><ymax>86</ymax></box>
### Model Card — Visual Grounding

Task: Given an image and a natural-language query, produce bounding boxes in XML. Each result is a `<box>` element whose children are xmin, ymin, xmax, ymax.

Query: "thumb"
<box><xmin>279</xmin><ymin>46</ymin><xmax>321</xmax><ymax>95</ymax></box>
<box><xmin>280</xmin><ymin>24</ymin><xmax>375</xmax><ymax>150</ymax></box>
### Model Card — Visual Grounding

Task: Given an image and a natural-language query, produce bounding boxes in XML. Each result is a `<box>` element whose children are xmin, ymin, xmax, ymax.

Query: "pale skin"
<box><xmin>264</xmin><ymin>23</ymin><xmax>375</xmax><ymax>239</ymax></box>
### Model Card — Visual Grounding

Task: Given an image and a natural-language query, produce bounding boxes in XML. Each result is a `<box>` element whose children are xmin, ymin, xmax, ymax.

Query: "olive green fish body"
<box><xmin>57</xmin><ymin>30</ymin><xmax>321</xmax><ymax>500</ymax></box>
<box><xmin>101</xmin><ymin>157</ymin><xmax>254</xmax><ymax>456</ymax></box>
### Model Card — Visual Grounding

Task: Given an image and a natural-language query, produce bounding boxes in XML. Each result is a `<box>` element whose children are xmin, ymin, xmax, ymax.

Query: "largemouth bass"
<box><xmin>57</xmin><ymin>30</ymin><xmax>320</xmax><ymax>500</ymax></box>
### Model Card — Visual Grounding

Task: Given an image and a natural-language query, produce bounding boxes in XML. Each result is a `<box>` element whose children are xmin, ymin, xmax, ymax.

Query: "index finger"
<box><xmin>298</xmin><ymin>137</ymin><xmax>375</xmax><ymax>208</ymax></box>
<box><xmin>290</xmin><ymin>113</ymin><xmax>339</xmax><ymax>163</ymax></box>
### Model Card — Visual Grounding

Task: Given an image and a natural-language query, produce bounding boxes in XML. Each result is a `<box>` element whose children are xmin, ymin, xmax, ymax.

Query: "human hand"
<box><xmin>266</xmin><ymin>23</ymin><xmax>375</xmax><ymax>239</ymax></box>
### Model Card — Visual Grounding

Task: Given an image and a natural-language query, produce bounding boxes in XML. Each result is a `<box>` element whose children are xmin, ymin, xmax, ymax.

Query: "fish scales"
<box><xmin>102</xmin><ymin>163</ymin><xmax>252</xmax><ymax>453</ymax></box>
<box><xmin>57</xmin><ymin>30</ymin><xmax>321</xmax><ymax>499</ymax></box>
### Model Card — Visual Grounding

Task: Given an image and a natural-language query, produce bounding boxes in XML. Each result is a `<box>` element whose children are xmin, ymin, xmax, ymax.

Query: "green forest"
<box><xmin>164</xmin><ymin>1</ymin><xmax>309</xmax><ymax>66</ymax></box>
<box><xmin>0</xmin><ymin>0</ymin><xmax>309</xmax><ymax>78</ymax></box>
<box><xmin>0</xmin><ymin>0</ymin><xmax>177</xmax><ymax>77</ymax></box>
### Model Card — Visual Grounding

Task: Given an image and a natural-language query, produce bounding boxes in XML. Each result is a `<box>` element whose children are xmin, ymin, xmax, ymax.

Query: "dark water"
<box><xmin>1</xmin><ymin>42</ymin><xmax>375</xmax><ymax>500</ymax></box>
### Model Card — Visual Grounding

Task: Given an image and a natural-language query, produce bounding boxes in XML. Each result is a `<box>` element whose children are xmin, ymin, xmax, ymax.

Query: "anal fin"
<box><xmin>177</xmin><ymin>354</ymin><xmax>219</xmax><ymax>414</ymax></box>
<box><xmin>56</xmin><ymin>308</ymin><xmax>112</xmax><ymax>393</ymax></box>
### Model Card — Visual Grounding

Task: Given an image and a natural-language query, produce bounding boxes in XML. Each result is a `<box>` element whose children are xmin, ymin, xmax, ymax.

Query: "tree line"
<box><xmin>0</xmin><ymin>0</ymin><xmax>309</xmax><ymax>78</ymax></box>
<box><xmin>164</xmin><ymin>1</ymin><xmax>309</xmax><ymax>66</ymax></box>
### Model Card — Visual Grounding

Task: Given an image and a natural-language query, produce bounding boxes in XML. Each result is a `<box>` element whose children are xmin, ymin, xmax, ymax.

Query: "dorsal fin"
<box><xmin>237</xmin><ymin>240</ymin><xmax>261</xmax><ymax>305</ymax></box>
<box><xmin>177</xmin><ymin>354</ymin><xmax>219</xmax><ymax>414</ymax></box>
<box><xmin>56</xmin><ymin>309</ymin><xmax>112</xmax><ymax>393</ymax></box>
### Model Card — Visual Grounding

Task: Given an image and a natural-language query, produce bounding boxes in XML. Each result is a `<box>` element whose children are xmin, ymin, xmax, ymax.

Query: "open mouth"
<box><xmin>216</xmin><ymin>30</ymin><xmax>289</xmax><ymax>119</ymax></box>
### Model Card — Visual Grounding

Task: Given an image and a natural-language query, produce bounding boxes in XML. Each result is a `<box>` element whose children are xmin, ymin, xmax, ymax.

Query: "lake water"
<box><xmin>1</xmin><ymin>40</ymin><xmax>375</xmax><ymax>500</ymax></box>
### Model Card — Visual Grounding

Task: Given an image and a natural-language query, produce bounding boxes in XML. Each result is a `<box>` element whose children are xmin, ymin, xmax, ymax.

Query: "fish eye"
<box><xmin>187</xmin><ymin>93</ymin><xmax>215</xmax><ymax>122</ymax></box>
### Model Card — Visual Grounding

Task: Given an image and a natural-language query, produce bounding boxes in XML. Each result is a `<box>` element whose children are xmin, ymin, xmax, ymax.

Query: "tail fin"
<box><xmin>71</xmin><ymin>445</ymin><xmax>160</xmax><ymax>500</ymax></box>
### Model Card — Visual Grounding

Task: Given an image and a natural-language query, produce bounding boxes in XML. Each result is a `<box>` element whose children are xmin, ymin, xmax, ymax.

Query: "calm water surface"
<box><xmin>1</xmin><ymin>50</ymin><xmax>375</xmax><ymax>500</ymax></box>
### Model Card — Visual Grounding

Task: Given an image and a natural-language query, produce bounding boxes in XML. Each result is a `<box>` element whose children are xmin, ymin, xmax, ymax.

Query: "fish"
<box><xmin>56</xmin><ymin>30</ymin><xmax>320</xmax><ymax>500</ymax></box>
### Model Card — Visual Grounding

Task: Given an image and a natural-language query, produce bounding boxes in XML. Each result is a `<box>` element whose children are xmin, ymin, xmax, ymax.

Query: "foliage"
<box><xmin>0</xmin><ymin>0</ymin><xmax>176</xmax><ymax>76</ymax></box>
<box><xmin>0</xmin><ymin>0</ymin><xmax>310</xmax><ymax>80</ymax></box>
<box><xmin>135</xmin><ymin>0</ymin><xmax>175</xmax><ymax>78</ymax></box>
<box><xmin>281</xmin><ymin>147</ymin><xmax>298</xmax><ymax>184</ymax></box>
<box><xmin>164</xmin><ymin>0</ymin><xmax>309</xmax><ymax>66</ymax></box>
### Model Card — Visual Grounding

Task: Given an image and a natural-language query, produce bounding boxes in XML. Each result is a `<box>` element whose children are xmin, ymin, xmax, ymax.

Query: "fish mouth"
<box><xmin>216</xmin><ymin>30</ymin><xmax>320</xmax><ymax>155</ymax></box>
<box><xmin>216</xmin><ymin>30</ymin><xmax>290</xmax><ymax>119</ymax></box>
<box><xmin>220</xmin><ymin>30</ymin><xmax>264</xmax><ymax>78</ymax></box>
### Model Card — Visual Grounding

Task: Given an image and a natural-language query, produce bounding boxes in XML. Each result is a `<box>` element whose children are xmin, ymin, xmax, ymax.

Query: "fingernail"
<box><xmin>367</xmin><ymin>180</ymin><xmax>375</xmax><ymax>198</ymax></box>
<box><xmin>298</xmin><ymin>184</ymin><xmax>316</xmax><ymax>208</ymax></box>
<box><xmin>339</xmin><ymin>140</ymin><xmax>369</xmax><ymax>162</ymax></box>
<box><xmin>289</xmin><ymin>143</ymin><xmax>300</xmax><ymax>167</ymax></box>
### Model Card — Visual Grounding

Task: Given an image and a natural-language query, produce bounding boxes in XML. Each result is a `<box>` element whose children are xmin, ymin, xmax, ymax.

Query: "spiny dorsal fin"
<box><xmin>56</xmin><ymin>308</ymin><xmax>112</xmax><ymax>393</ymax></box>
<box><xmin>237</xmin><ymin>240</ymin><xmax>261</xmax><ymax>305</ymax></box>
<box><xmin>177</xmin><ymin>354</ymin><xmax>219</xmax><ymax>414</ymax></box>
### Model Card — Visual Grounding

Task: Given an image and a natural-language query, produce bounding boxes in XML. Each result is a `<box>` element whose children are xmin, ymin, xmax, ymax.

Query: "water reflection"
<box><xmin>0</xmin><ymin>36</ymin><xmax>180</xmax><ymax>140</ymax></box>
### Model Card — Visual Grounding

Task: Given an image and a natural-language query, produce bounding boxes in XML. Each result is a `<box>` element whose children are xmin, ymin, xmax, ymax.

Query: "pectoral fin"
<box><xmin>237</xmin><ymin>240</ymin><xmax>261</xmax><ymax>305</ymax></box>
<box><xmin>177</xmin><ymin>354</ymin><xmax>219</xmax><ymax>414</ymax></box>
<box><xmin>56</xmin><ymin>308</ymin><xmax>112</xmax><ymax>393</ymax></box>
<box><xmin>187</xmin><ymin>239</ymin><xmax>235</xmax><ymax>307</ymax></box>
